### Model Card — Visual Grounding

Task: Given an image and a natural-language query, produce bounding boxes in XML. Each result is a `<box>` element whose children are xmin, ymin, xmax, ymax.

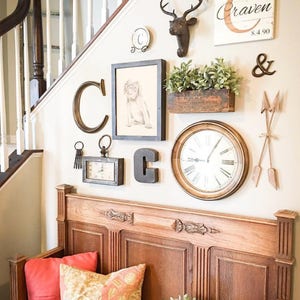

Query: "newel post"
<box><xmin>30</xmin><ymin>0</ymin><xmax>46</xmax><ymax>107</ymax></box>
<box><xmin>275</xmin><ymin>210</ymin><xmax>298</xmax><ymax>300</ymax></box>
<box><xmin>56</xmin><ymin>184</ymin><xmax>73</xmax><ymax>254</ymax></box>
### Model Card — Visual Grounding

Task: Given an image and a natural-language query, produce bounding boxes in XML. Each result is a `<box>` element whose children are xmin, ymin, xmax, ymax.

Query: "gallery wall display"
<box><xmin>71</xmin><ymin>0</ymin><xmax>281</xmax><ymax>195</ymax></box>
<box><xmin>214</xmin><ymin>0</ymin><xmax>275</xmax><ymax>45</ymax></box>
<box><xmin>111</xmin><ymin>59</ymin><xmax>166</xmax><ymax>141</ymax></box>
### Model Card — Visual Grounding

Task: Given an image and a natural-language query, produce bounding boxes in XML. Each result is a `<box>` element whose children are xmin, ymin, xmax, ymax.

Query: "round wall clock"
<box><xmin>171</xmin><ymin>120</ymin><xmax>249</xmax><ymax>200</ymax></box>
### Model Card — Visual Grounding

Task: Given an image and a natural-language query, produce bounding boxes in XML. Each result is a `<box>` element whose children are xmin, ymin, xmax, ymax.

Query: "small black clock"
<box><xmin>82</xmin><ymin>156</ymin><xmax>124</xmax><ymax>186</ymax></box>
<box><xmin>82</xmin><ymin>135</ymin><xmax>124</xmax><ymax>186</ymax></box>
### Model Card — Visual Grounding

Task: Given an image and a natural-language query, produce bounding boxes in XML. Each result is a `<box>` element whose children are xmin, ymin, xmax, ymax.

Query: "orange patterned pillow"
<box><xmin>60</xmin><ymin>263</ymin><xmax>146</xmax><ymax>300</ymax></box>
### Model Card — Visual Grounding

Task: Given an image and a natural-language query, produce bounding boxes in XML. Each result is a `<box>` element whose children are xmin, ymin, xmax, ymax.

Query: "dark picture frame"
<box><xmin>112</xmin><ymin>59</ymin><xmax>166</xmax><ymax>140</ymax></box>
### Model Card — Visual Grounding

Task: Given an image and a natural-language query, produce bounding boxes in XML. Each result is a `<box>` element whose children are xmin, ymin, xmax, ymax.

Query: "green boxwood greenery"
<box><xmin>165</xmin><ymin>58</ymin><xmax>242</xmax><ymax>95</ymax></box>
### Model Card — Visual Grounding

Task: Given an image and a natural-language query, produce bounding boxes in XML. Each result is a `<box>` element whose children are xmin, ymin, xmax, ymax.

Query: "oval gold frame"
<box><xmin>73</xmin><ymin>79</ymin><xmax>108</xmax><ymax>133</ymax></box>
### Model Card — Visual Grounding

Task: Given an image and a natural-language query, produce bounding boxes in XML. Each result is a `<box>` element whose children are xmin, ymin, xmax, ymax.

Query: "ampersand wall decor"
<box><xmin>252</xmin><ymin>53</ymin><xmax>276</xmax><ymax>78</ymax></box>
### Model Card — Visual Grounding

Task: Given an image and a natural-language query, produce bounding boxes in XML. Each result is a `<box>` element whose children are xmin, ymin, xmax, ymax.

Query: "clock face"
<box><xmin>86</xmin><ymin>161</ymin><xmax>115</xmax><ymax>181</ymax></box>
<box><xmin>171</xmin><ymin>121</ymin><xmax>249</xmax><ymax>200</ymax></box>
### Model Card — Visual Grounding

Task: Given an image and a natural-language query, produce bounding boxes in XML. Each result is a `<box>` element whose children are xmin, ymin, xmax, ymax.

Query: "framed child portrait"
<box><xmin>111</xmin><ymin>59</ymin><xmax>166</xmax><ymax>141</ymax></box>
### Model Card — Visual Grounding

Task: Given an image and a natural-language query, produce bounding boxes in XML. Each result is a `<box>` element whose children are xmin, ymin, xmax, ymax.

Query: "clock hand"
<box><xmin>206</xmin><ymin>136</ymin><xmax>222</xmax><ymax>163</ymax></box>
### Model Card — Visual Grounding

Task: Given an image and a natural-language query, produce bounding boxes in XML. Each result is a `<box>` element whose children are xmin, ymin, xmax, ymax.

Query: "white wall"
<box><xmin>0</xmin><ymin>154</ymin><xmax>42</xmax><ymax>299</ymax></box>
<box><xmin>32</xmin><ymin>0</ymin><xmax>300</xmax><ymax>298</ymax></box>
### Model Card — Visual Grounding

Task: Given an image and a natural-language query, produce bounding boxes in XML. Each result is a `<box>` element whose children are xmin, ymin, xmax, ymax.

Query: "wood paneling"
<box><xmin>67</xmin><ymin>221</ymin><xmax>108</xmax><ymax>273</ymax></box>
<box><xmin>209</xmin><ymin>248</ymin><xmax>276</xmax><ymax>300</ymax></box>
<box><xmin>120</xmin><ymin>231</ymin><xmax>193</xmax><ymax>300</ymax></box>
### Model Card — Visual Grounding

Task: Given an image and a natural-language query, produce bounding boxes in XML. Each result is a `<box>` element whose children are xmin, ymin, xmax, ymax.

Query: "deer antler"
<box><xmin>160</xmin><ymin>0</ymin><xmax>177</xmax><ymax>18</ymax></box>
<box><xmin>183</xmin><ymin>0</ymin><xmax>203</xmax><ymax>18</ymax></box>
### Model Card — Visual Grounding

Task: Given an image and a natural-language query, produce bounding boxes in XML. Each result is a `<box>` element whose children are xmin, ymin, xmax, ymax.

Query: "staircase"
<box><xmin>0</xmin><ymin>0</ymin><xmax>129</xmax><ymax>187</ymax></box>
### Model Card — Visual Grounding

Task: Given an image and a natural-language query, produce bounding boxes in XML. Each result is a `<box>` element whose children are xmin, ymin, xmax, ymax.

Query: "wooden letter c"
<box><xmin>134</xmin><ymin>148</ymin><xmax>159</xmax><ymax>183</ymax></box>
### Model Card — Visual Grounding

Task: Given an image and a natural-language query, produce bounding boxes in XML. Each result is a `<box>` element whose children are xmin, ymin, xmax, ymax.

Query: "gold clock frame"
<box><xmin>171</xmin><ymin>120</ymin><xmax>249</xmax><ymax>200</ymax></box>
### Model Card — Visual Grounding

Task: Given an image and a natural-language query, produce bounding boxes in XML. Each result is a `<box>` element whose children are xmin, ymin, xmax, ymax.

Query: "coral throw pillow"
<box><xmin>25</xmin><ymin>251</ymin><xmax>98</xmax><ymax>300</ymax></box>
<box><xmin>60</xmin><ymin>263</ymin><xmax>146</xmax><ymax>300</ymax></box>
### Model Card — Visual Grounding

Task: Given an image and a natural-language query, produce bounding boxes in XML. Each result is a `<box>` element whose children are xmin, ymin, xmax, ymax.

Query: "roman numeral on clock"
<box><xmin>222</xmin><ymin>159</ymin><xmax>235</xmax><ymax>165</ymax></box>
<box><xmin>220</xmin><ymin>147</ymin><xmax>233</xmax><ymax>155</ymax></box>
<box><xmin>215</xmin><ymin>176</ymin><xmax>221</xmax><ymax>187</ymax></box>
<box><xmin>220</xmin><ymin>167</ymin><xmax>231</xmax><ymax>178</ymax></box>
<box><xmin>184</xmin><ymin>165</ymin><xmax>195</xmax><ymax>175</ymax></box>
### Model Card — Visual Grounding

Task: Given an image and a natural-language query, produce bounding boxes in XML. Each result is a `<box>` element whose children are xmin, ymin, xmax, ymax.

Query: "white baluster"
<box><xmin>23</xmin><ymin>17</ymin><xmax>32</xmax><ymax>150</ymax></box>
<box><xmin>0</xmin><ymin>36</ymin><xmax>9</xmax><ymax>172</ymax></box>
<box><xmin>100</xmin><ymin>0</ymin><xmax>108</xmax><ymax>26</ymax></box>
<box><xmin>116</xmin><ymin>0</ymin><xmax>123</xmax><ymax>6</ymax></box>
<box><xmin>72</xmin><ymin>0</ymin><xmax>78</xmax><ymax>59</ymax></box>
<box><xmin>58</xmin><ymin>0</ymin><xmax>64</xmax><ymax>74</ymax></box>
<box><xmin>31</xmin><ymin>116</ymin><xmax>36</xmax><ymax>150</ymax></box>
<box><xmin>14</xmin><ymin>25</ymin><xmax>25</xmax><ymax>155</ymax></box>
<box><xmin>86</xmin><ymin>0</ymin><xmax>94</xmax><ymax>44</ymax></box>
<box><xmin>46</xmin><ymin>0</ymin><xmax>52</xmax><ymax>87</ymax></box>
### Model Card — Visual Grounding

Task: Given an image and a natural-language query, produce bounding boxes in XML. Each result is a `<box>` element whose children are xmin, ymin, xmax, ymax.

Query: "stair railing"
<box><xmin>36</xmin><ymin>0</ymin><xmax>128</xmax><ymax>103</ymax></box>
<box><xmin>0</xmin><ymin>0</ymin><xmax>30</xmax><ymax>172</ymax></box>
<box><xmin>0</xmin><ymin>0</ymin><xmax>128</xmax><ymax>173</ymax></box>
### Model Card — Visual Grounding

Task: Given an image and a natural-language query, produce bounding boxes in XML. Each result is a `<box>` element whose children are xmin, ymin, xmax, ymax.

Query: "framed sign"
<box><xmin>112</xmin><ymin>59</ymin><xmax>166</xmax><ymax>141</ymax></box>
<box><xmin>214</xmin><ymin>0</ymin><xmax>275</xmax><ymax>46</ymax></box>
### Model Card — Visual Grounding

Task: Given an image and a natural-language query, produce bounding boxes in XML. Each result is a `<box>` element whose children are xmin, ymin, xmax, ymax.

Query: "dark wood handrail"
<box><xmin>0</xmin><ymin>0</ymin><xmax>30</xmax><ymax>37</ymax></box>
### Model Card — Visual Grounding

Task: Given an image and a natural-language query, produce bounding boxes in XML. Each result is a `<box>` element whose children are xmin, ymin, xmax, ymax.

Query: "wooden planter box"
<box><xmin>167</xmin><ymin>88</ymin><xmax>235</xmax><ymax>113</ymax></box>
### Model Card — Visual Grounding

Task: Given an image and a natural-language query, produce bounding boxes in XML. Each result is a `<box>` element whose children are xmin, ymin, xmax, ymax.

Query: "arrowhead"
<box><xmin>270</xmin><ymin>91</ymin><xmax>280</xmax><ymax>112</ymax></box>
<box><xmin>261</xmin><ymin>91</ymin><xmax>270</xmax><ymax>113</ymax></box>
<box><xmin>268</xmin><ymin>168</ymin><xmax>279</xmax><ymax>190</ymax></box>
<box><xmin>252</xmin><ymin>165</ymin><xmax>262</xmax><ymax>187</ymax></box>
